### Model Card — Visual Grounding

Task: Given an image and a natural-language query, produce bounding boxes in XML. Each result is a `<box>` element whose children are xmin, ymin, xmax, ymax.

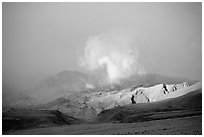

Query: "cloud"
<box><xmin>79</xmin><ymin>30</ymin><xmax>145</xmax><ymax>83</ymax></box>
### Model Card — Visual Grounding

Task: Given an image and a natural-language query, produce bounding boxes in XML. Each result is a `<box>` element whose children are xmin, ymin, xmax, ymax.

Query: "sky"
<box><xmin>3</xmin><ymin>2</ymin><xmax>202</xmax><ymax>89</ymax></box>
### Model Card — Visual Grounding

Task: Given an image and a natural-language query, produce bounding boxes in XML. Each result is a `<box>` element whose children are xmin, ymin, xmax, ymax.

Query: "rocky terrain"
<box><xmin>3</xmin><ymin>81</ymin><xmax>202</xmax><ymax>135</ymax></box>
<box><xmin>2</xmin><ymin>71</ymin><xmax>202</xmax><ymax>135</ymax></box>
<box><xmin>3</xmin><ymin>71</ymin><xmax>197</xmax><ymax>109</ymax></box>
<box><xmin>37</xmin><ymin>81</ymin><xmax>197</xmax><ymax>120</ymax></box>
<box><xmin>96</xmin><ymin>83</ymin><xmax>202</xmax><ymax>122</ymax></box>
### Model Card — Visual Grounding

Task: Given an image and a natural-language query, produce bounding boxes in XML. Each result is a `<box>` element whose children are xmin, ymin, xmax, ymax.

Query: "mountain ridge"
<box><xmin>3</xmin><ymin>70</ymin><xmax>199</xmax><ymax>109</ymax></box>
<box><xmin>36</xmin><ymin>81</ymin><xmax>201</xmax><ymax>120</ymax></box>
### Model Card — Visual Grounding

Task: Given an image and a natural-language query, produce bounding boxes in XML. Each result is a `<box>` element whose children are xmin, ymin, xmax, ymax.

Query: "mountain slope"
<box><xmin>27</xmin><ymin>70</ymin><xmax>197</xmax><ymax>104</ymax></box>
<box><xmin>96</xmin><ymin>82</ymin><xmax>202</xmax><ymax>122</ymax></box>
<box><xmin>38</xmin><ymin>81</ymin><xmax>200</xmax><ymax>120</ymax></box>
<box><xmin>4</xmin><ymin>69</ymin><xmax>198</xmax><ymax>111</ymax></box>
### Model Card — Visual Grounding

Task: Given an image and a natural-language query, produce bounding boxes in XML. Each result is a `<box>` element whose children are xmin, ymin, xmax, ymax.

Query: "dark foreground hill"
<box><xmin>2</xmin><ymin>109</ymin><xmax>84</xmax><ymax>133</ymax></box>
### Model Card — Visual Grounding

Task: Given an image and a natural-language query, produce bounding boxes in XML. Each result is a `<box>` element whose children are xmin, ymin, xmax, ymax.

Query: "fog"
<box><xmin>3</xmin><ymin>2</ymin><xmax>202</xmax><ymax>91</ymax></box>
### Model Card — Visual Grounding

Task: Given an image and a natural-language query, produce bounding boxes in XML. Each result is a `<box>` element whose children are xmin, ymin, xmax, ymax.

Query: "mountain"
<box><xmin>26</xmin><ymin>70</ymin><xmax>198</xmax><ymax>104</ymax></box>
<box><xmin>25</xmin><ymin>71</ymin><xmax>96</xmax><ymax>104</ymax></box>
<box><xmin>119</xmin><ymin>73</ymin><xmax>198</xmax><ymax>89</ymax></box>
<box><xmin>2</xmin><ymin>83</ymin><xmax>36</xmax><ymax>111</ymax></box>
<box><xmin>37</xmin><ymin>81</ymin><xmax>201</xmax><ymax>120</ymax></box>
<box><xmin>3</xmin><ymin>81</ymin><xmax>201</xmax><ymax>134</ymax></box>
<box><xmin>96</xmin><ymin>82</ymin><xmax>202</xmax><ymax>123</ymax></box>
<box><xmin>3</xmin><ymin>70</ymin><xmax>198</xmax><ymax>109</ymax></box>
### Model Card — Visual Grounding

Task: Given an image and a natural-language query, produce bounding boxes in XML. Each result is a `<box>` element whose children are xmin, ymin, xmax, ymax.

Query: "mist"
<box><xmin>80</xmin><ymin>30</ymin><xmax>145</xmax><ymax>83</ymax></box>
<box><xmin>2</xmin><ymin>3</ymin><xmax>202</xmax><ymax>104</ymax></box>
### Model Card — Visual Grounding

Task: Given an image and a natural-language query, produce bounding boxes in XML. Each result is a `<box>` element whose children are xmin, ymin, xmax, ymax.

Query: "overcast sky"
<box><xmin>3</xmin><ymin>2</ymin><xmax>202</xmax><ymax>89</ymax></box>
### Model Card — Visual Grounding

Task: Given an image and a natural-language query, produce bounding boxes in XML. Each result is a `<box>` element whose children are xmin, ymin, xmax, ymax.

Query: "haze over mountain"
<box><xmin>2</xmin><ymin>3</ymin><xmax>202</xmax><ymax>135</ymax></box>
<box><xmin>3</xmin><ymin>69</ymin><xmax>198</xmax><ymax>109</ymax></box>
<box><xmin>3</xmin><ymin>3</ymin><xmax>201</xmax><ymax>91</ymax></box>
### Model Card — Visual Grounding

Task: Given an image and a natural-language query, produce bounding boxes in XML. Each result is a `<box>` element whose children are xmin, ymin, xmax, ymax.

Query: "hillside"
<box><xmin>96</xmin><ymin>82</ymin><xmax>202</xmax><ymax>123</ymax></box>
<box><xmin>2</xmin><ymin>109</ymin><xmax>84</xmax><ymax>133</ymax></box>
<box><xmin>37</xmin><ymin>81</ymin><xmax>201</xmax><ymax>120</ymax></box>
<box><xmin>4</xmin><ymin>70</ymin><xmax>197</xmax><ymax>108</ymax></box>
<box><xmin>3</xmin><ymin>82</ymin><xmax>202</xmax><ymax>135</ymax></box>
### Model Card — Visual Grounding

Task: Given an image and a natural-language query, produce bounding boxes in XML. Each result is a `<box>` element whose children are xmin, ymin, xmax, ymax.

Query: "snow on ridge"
<box><xmin>87</xmin><ymin>82</ymin><xmax>198</xmax><ymax>113</ymax></box>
